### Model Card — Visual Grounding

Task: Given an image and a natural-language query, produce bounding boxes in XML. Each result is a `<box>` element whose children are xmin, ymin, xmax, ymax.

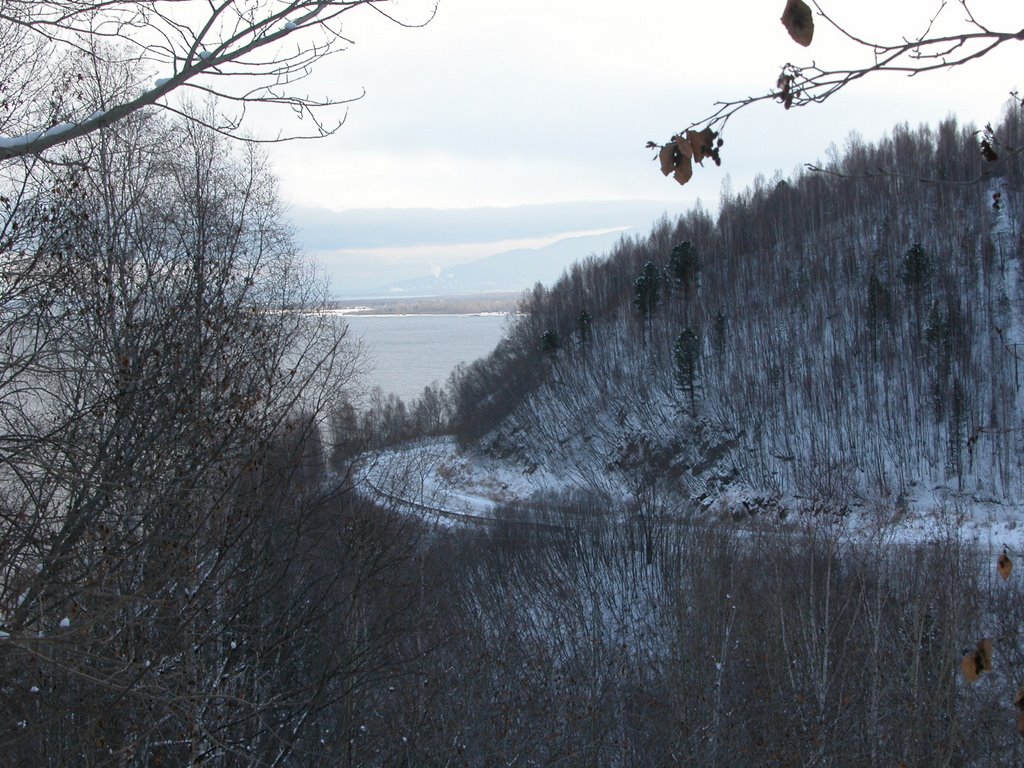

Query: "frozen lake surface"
<box><xmin>342</xmin><ymin>313</ymin><xmax>509</xmax><ymax>402</ymax></box>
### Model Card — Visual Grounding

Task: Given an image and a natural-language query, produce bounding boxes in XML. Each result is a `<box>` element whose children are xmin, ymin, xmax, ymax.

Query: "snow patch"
<box><xmin>43</xmin><ymin>123</ymin><xmax>73</xmax><ymax>137</ymax></box>
<box><xmin>0</xmin><ymin>131</ymin><xmax>42</xmax><ymax>149</ymax></box>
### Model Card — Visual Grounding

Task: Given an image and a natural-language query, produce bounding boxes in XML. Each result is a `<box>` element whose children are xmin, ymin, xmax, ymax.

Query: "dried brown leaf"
<box><xmin>659</xmin><ymin>129</ymin><xmax>722</xmax><ymax>184</ymax></box>
<box><xmin>687</xmin><ymin>129</ymin><xmax>717</xmax><ymax>164</ymax></box>
<box><xmin>673</xmin><ymin>154</ymin><xmax>694</xmax><ymax>185</ymax></box>
<box><xmin>781</xmin><ymin>0</ymin><xmax>814</xmax><ymax>47</ymax></box>
<box><xmin>659</xmin><ymin>144</ymin><xmax>676</xmax><ymax>176</ymax></box>
<box><xmin>674</xmin><ymin>135</ymin><xmax>694</xmax><ymax>161</ymax></box>
<box><xmin>962</xmin><ymin>639</ymin><xmax>994</xmax><ymax>682</ymax></box>
<box><xmin>1014</xmin><ymin>685</ymin><xmax>1024</xmax><ymax>710</ymax></box>
<box><xmin>999</xmin><ymin>552</ymin><xmax>1013</xmax><ymax>580</ymax></box>
<box><xmin>961</xmin><ymin>652</ymin><xmax>980</xmax><ymax>683</ymax></box>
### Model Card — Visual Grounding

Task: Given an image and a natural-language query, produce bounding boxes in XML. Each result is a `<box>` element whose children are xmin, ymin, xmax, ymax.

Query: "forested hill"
<box><xmin>447</xmin><ymin>108</ymin><xmax>1024</xmax><ymax>516</ymax></box>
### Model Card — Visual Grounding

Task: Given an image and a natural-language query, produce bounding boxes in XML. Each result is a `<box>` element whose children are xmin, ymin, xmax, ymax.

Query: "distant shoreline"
<box><xmin>326</xmin><ymin>292</ymin><xmax>521</xmax><ymax>316</ymax></box>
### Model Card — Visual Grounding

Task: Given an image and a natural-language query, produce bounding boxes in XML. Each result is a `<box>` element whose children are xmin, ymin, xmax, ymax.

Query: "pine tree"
<box><xmin>901</xmin><ymin>242</ymin><xmax>934</xmax><ymax>335</ymax></box>
<box><xmin>673</xmin><ymin>327</ymin><xmax>702</xmax><ymax>417</ymax></box>
<box><xmin>633</xmin><ymin>261</ymin><xmax>662</xmax><ymax>343</ymax></box>
<box><xmin>541</xmin><ymin>328</ymin><xmax>561</xmax><ymax>354</ymax></box>
<box><xmin>669</xmin><ymin>241</ymin><xmax>700</xmax><ymax>293</ymax></box>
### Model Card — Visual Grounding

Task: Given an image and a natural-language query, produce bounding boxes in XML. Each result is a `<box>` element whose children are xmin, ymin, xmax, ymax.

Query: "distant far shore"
<box><xmin>326</xmin><ymin>292</ymin><xmax>522</xmax><ymax>316</ymax></box>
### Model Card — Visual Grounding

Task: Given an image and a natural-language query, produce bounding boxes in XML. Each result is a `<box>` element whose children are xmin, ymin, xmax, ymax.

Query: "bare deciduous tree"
<box><xmin>0</xmin><ymin>86</ymin><xmax>410</xmax><ymax>763</ymax></box>
<box><xmin>0</xmin><ymin>0</ymin><xmax>434</xmax><ymax>160</ymax></box>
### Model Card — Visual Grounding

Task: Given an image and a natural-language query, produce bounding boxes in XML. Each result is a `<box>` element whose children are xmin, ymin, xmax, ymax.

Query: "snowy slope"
<box><xmin>440</xmin><ymin>115</ymin><xmax>1024</xmax><ymax>533</ymax></box>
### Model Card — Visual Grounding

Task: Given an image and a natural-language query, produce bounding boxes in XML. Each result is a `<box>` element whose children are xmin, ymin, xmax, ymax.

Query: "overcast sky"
<box><xmin>271</xmin><ymin>0</ymin><xmax>1020</xmax><ymax>209</ymax></box>
<box><xmin>267</xmin><ymin>0</ymin><xmax>1021</xmax><ymax>291</ymax></box>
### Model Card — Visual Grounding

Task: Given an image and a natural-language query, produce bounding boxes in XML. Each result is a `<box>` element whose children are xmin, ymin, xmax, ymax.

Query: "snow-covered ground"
<box><xmin>358</xmin><ymin>436</ymin><xmax>568</xmax><ymax>523</ymax></box>
<box><xmin>358</xmin><ymin>436</ymin><xmax>1024</xmax><ymax>558</ymax></box>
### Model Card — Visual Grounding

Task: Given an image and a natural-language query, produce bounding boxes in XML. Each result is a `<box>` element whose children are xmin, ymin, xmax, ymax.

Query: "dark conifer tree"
<box><xmin>673</xmin><ymin>327</ymin><xmax>702</xmax><ymax>417</ymax></box>
<box><xmin>901</xmin><ymin>242</ymin><xmax>934</xmax><ymax>335</ymax></box>
<box><xmin>669</xmin><ymin>241</ymin><xmax>700</xmax><ymax>293</ymax></box>
<box><xmin>541</xmin><ymin>329</ymin><xmax>561</xmax><ymax>354</ymax></box>
<box><xmin>633</xmin><ymin>261</ymin><xmax>662</xmax><ymax>343</ymax></box>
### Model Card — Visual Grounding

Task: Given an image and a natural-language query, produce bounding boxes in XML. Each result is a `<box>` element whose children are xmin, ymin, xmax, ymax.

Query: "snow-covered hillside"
<box><xmin>442</xmin><ymin>113</ymin><xmax>1024</xmax><ymax>526</ymax></box>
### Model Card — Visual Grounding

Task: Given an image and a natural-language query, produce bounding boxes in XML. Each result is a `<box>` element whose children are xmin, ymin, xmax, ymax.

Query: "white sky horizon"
<box><xmin>271</xmin><ymin>0</ymin><xmax>1020</xmax><ymax>208</ymax></box>
<box><xmin>268</xmin><ymin>0</ymin><xmax>1022</xmax><ymax>289</ymax></box>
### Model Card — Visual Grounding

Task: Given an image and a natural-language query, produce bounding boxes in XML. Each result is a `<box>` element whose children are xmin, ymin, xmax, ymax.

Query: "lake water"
<box><xmin>342</xmin><ymin>314</ymin><xmax>509</xmax><ymax>402</ymax></box>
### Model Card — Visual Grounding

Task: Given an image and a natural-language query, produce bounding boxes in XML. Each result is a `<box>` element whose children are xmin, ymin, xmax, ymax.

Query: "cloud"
<box><xmin>286</xmin><ymin>200</ymin><xmax>688</xmax><ymax>248</ymax></box>
<box><xmin>271</xmin><ymin>0</ymin><xmax>1020</xmax><ymax>214</ymax></box>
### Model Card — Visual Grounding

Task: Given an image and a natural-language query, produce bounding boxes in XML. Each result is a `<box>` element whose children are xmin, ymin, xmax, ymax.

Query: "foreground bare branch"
<box><xmin>653</xmin><ymin>1</ymin><xmax>1023</xmax><ymax>185</ymax></box>
<box><xmin>0</xmin><ymin>0</ymin><xmax>435</xmax><ymax>160</ymax></box>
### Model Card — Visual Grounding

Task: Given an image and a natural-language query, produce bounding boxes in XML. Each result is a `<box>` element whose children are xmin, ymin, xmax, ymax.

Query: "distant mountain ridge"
<box><xmin>289</xmin><ymin>200</ymin><xmax>690</xmax><ymax>295</ymax></box>
<box><xmin>366</xmin><ymin>229</ymin><xmax>631</xmax><ymax>296</ymax></box>
<box><xmin>289</xmin><ymin>200</ymin><xmax>685</xmax><ymax>249</ymax></box>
